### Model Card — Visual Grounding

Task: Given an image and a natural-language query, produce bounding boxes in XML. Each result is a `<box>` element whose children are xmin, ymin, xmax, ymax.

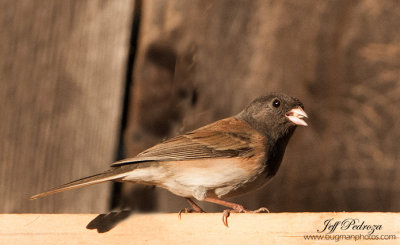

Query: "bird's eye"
<box><xmin>272</xmin><ymin>99</ymin><xmax>280</xmax><ymax>108</ymax></box>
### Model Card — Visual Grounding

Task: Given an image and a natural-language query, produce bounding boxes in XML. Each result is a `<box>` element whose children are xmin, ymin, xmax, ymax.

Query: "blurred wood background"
<box><xmin>0</xmin><ymin>0</ymin><xmax>134</xmax><ymax>212</ymax></box>
<box><xmin>1</xmin><ymin>0</ymin><xmax>399</xmax><ymax>213</ymax></box>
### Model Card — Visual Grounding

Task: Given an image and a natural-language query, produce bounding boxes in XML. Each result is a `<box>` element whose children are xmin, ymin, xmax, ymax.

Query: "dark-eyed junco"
<box><xmin>31</xmin><ymin>92</ymin><xmax>308</xmax><ymax>227</ymax></box>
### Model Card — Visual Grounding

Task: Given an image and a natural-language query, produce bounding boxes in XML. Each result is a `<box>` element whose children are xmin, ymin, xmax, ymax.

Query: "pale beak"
<box><xmin>285</xmin><ymin>107</ymin><xmax>308</xmax><ymax>126</ymax></box>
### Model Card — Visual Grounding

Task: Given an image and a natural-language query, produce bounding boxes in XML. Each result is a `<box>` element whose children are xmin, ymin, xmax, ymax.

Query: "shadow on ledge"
<box><xmin>86</xmin><ymin>210</ymin><xmax>132</xmax><ymax>233</ymax></box>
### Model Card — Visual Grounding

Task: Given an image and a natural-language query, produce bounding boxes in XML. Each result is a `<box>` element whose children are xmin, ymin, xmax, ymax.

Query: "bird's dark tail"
<box><xmin>30</xmin><ymin>165</ymin><xmax>135</xmax><ymax>200</ymax></box>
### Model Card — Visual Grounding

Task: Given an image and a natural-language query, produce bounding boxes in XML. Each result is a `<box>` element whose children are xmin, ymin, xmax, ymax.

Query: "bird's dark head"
<box><xmin>237</xmin><ymin>93</ymin><xmax>308</xmax><ymax>139</ymax></box>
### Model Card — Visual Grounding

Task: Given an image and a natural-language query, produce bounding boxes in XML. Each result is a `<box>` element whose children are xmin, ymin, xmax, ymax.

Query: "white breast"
<box><xmin>122</xmin><ymin>157</ymin><xmax>265</xmax><ymax>200</ymax></box>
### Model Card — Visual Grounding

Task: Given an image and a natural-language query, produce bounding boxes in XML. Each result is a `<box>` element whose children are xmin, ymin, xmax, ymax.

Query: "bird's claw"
<box><xmin>178</xmin><ymin>208</ymin><xmax>194</xmax><ymax>220</ymax></box>
<box><xmin>253</xmin><ymin>207</ymin><xmax>270</xmax><ymax>213</ymax></box>
<box><xmin>222</xmin><ymin>209</ymin><xmax>231</xmax><ymax>227</ymax></box>
<box><xmin>221</xmin><ymin>206</ymin><xmax>270</xmax><ymax>227</ymax></box>
<box><xmin>178</xmin><ymin>208</ymin><xmax>205</xmax><ymax>220</ymax></box>
<box><xmin>222</xmin><ymin>209</ymin><xmax>242</xmax><ymax>227</ymax></box>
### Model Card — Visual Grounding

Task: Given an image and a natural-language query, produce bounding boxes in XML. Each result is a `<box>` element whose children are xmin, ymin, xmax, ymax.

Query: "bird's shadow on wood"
<box><xmin>87</xmin><ymin>185</ymin><xmax>157</xmax><ymax>233</ymax></box>
<box><xmin>86</xmin><ymin>210</ymin><xmax>132</xmax><ymax>233</ymax></box>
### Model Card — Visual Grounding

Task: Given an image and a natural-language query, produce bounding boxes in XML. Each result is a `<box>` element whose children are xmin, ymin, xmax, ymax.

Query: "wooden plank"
<box><xmin>0</xmin><ymin>0</ymin><xmax>134</xmax><ymax>212</ymax></box>
<box><xmin>0</xmin><ymin>213</ymin><xmax>399</xmax><ymax>244</ymax></box>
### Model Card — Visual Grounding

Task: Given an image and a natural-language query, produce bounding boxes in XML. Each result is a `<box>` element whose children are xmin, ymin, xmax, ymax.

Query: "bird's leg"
<box><xmin>178</xmin><ymin>198</ymin><xmax>205</xmax><ymax>220</ymax></box>
<box><xmin>203</xmin><ymin>197</ymin><xmax>270</xmax><ymax>227</ymax></box>
<box><xmin>186</xmin><ymin>198</ymin><xmax>205</xmax><ymax>212</ymax></box>
<box><xmin>204</xmin><ymin>197</ymin><xmax>246</xmax><ymax>211</ymax></box>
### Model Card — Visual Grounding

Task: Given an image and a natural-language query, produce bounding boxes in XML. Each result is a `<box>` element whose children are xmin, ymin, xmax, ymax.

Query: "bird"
<box><xmin>31</xmin><ymin>92</ymin><xmax>308</xmax><ymax>227</ymax></box>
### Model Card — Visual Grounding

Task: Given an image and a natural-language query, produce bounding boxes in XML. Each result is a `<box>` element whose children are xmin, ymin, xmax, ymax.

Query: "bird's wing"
<box><xmin>112</xmin><ymin>117</ymin><xmax>262</xmax><ymax>166</ymax></box>
<box><xmin>31</xmin><ymin>117</ymin><xmax>264</xmax><ymax>199</ymax></box>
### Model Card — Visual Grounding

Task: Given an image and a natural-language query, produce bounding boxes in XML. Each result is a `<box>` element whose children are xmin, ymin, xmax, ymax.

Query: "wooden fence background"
<box><xmin>1</xmin><ymin>0</ymin><xmax>400</xmax><ymax>214</ymax></box>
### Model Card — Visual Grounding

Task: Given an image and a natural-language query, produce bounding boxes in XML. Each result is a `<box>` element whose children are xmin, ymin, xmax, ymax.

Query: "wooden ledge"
<box><xmin>1</xmin><ymin>213</ymin><xmax>399</xmax><ymax>244</ymax></box>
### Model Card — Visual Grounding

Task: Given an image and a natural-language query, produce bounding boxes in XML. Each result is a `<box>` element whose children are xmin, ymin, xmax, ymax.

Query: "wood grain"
<box><xmin>0</xmin><ymin>0</ymin><xmax>134</xmax><ymax>212</ymax></box>
<box><xmin>0</xmin><ymin>213</ymin><xmax>398</xmax><ymax>244</ymax></box>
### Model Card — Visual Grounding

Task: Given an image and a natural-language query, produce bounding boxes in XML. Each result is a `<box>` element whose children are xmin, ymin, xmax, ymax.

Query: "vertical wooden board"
<box><xmin>0</xmin><ymin>0</ymin><xmax>134</xmax><ymax>212</ymax></box>
<box><xmin>123</xmin><ymin>0</ymin><xmax>400</xmax><ymax>213</ymax></box>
